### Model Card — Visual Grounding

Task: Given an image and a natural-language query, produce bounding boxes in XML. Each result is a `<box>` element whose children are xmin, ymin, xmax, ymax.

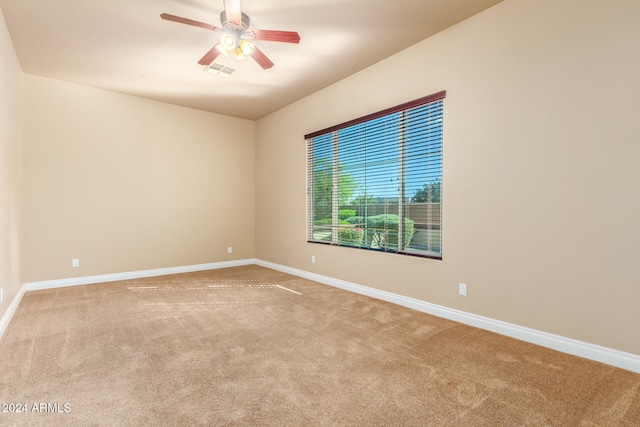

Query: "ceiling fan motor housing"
<box><xmin>220</xmin><ymin>10</ymin><xmax>250</xmax><ymax>31</ymax></box>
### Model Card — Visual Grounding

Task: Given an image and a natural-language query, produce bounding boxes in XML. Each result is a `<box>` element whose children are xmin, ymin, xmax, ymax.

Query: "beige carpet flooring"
<box><xmin>0</xmin><ymin>265</ymin><xmax>639</xmax><ymax>426</ymax></box>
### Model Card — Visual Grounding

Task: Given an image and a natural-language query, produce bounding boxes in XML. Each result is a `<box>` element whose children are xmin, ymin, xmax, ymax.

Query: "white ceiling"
<box><xmin>1</xmin><ymin>0</ymin><xmax>502</xmax><ymax>120</ymax></box>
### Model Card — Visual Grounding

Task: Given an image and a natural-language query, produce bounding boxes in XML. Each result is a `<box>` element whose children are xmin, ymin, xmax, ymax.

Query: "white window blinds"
<box><xmin>306</xmin><ymin>91</ymin><xmax>445</xmax><ymax>259</ymax></box>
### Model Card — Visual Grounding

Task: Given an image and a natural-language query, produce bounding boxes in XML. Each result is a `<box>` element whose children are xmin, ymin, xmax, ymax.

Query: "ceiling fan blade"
<box><xmin>250</xmin><ymin>46</ymin><xmax>274</xmax><ymax>69</ymax></box>
<box><xmin>223</xmin><ymin>0</ymin><xmax>242</xmax><ymax>26</ymax></box>
<box><xmin>253</xmin><ymin>29</ymin><xmax>301</xmax><ymax>44</ymax></box>
<box><xmin>160</xmin><ymin>13</ymin><xmax>218</xmax><ymax>31</ymax></box>
<box><xmin>198</xmin><ymin>45</ymin><xmax>223</xmax><ymax>66</ymax></box>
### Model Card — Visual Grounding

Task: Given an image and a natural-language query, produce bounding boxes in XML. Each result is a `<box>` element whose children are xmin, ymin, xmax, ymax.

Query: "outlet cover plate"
<box><xmin>459</xmin><ymin>283</ymin><xmax>467</xmax><ymax>296</ymax></box>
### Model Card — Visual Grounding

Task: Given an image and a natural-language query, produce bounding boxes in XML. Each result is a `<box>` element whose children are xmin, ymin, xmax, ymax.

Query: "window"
<box><xmin>306</xmin><ymin>90</ymin><xmax>445</xmax><ymax>259</ymax></box>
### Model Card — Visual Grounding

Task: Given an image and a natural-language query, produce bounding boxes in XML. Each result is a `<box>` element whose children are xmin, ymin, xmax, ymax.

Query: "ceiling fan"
<box><xmin>161</xmin><ymin>0</ymin><xmax>300</xmax><ymax>70</ymax></box>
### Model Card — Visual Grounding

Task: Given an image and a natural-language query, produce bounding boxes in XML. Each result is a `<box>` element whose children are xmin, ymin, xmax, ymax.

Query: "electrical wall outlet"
<box><xmin>311</xmin><ymin>255</ymin><xmax>316</xmax><ymax>264</ymax></box>
<box><xmin>459</xmin><ymin>283</ymin><xmax>467</xmax><ymax>297</ymax></box>
<box><xmin>72</xmin><ymin>259</ymin><xmax>79</xmax><ymax>268</ymax></box>
<box><xmin>227</xmin><ymin>246</ymin><xmax>233</xmax><ymax>254</ymax></box>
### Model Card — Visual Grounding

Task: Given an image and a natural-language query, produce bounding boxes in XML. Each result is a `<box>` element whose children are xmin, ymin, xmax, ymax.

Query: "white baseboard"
<box><xmin>255</xmin><ymin>259</ymin><xmax>640</xmax><ymax>374</ymax></box>
<box><xmin>5</xmin><ymin>258</ymin><xmax>639</xmax><ymax>374</ymax></box>
<box><xmin>1</xmin><ymin>260</ymin><xmax>255</xmax><ymax>340</ymax></box>
<box><xmin>24</xmin><ymin>259</ymin><xmax>256</xmax><ymax>291</ymax></box>
<box><xmin>0</xmin><ymin>284</ymin><xmax>26</xmax><ymax>342</ymax></box>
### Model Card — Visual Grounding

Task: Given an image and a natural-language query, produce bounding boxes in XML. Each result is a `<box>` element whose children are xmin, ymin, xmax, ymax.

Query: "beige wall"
<box><xmin>22</xmin><ymin>75</ymin><xmax>255</xmax><ymax>282</ymax></box>
<box><xmin>5</xmin><ymin>0</ymin><xmax>639</xmax><ymax>358</ymax></box>
<box><xmin>256</xmin><ymin>0</ymin><xmax>640</xmax><ymax>355</ymax></box>
<box><xmin>0</xmin><ymin>8</ymin><xmax>23</xmax><ymax>322</ymax></box>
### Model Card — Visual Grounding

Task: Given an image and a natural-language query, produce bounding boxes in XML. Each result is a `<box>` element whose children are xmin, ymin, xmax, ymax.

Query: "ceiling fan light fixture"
<box><xmin>234</xmin><ymin>48</ymin><xmax>247</xmax><ymax>61</ymax></box>
<box><xmin>218</xmin><ymin>37</ymin><xmax>253</xmax><ymax>61</ymax></box>
<box><xmin>215</xmin><ymin>44</ymin><xmax>228</xmax><ymax>57</ymax></box>
<box><xmin>220</xmin><ymin>32</ymin><xmax>237</xmax><ymax>50</ymax></box>
<box><xmin>239</xmin><ymin>39</ymin><xmax>254</xmax><ymax>56</ymax></box>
